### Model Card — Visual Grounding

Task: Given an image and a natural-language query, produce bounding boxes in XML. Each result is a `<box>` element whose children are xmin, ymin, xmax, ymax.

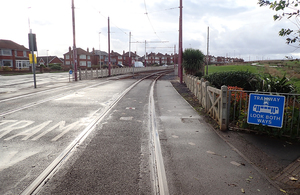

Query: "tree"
<box><xmin>258</xmin><ymin>0</ymin><xmax>300</xmax><ymax>45</ymax></box>
<box><xmin>182</xmin><ymin>48</ymin><xmax>205</xmax><ymax>75</ymax></box>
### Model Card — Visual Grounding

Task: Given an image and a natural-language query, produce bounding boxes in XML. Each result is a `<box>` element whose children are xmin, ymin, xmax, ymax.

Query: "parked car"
<box><xmin>117</xmin><ymin>64</ymin><xmax>124</xmax><ymax>67</ymax></box>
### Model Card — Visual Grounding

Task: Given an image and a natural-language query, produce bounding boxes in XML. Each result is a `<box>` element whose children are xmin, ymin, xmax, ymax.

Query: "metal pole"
<box><xmin>178</xmin><ymin>0</ymin><xmax>183</xmax><ymax>83</ymax></box>
<box><xmin>108</xmin><ymin>17</ymin><xmax>111</xmax><ymax>76</ymax></box>
<box><xmin>47</xmin><ymin>50</ymin><xmax>49</xmax><ymax>67</ymax></box>
<box><xmin>144</xmin><ymin>40</ymin><xmax>147</xmax><ymax>67</ymax></box>
<box><xmin>129</xmin><ymin>32</ymin><xmax>131</xmax><ymax>67</ymax></box>
<box><xmin>30</xmin><ymin>30</ymin><xmax>36</xmax><ymax>88</ymax></box>
<box><xmin>72</xmin><ymin>0</ymin><xmax>77</xmax><ymax>81</ymax></box>
<box><xmin>99</xmin><ymin>32</ymin><xmax>101</xmax><ymax>69</ymax></box>
<box><xmin>206</xmin><ymin>26</ymin><xmax>209</xmax><ymax>75</ymax></box>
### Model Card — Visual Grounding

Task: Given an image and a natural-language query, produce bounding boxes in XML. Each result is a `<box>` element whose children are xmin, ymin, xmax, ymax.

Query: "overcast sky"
<box><xmin>1</xmin><ymin>0</ymin><xmax>299</xmax><ymax>61</ymax></box>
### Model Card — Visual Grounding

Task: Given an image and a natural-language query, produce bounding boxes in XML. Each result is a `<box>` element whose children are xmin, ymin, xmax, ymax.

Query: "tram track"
<box><xmin>19</xmin><ymin>70</ymin><xmax>171</xmax><ymax>195</ymax></box>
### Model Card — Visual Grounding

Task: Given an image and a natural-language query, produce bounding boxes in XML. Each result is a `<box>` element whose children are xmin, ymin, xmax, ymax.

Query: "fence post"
<box><xmin>204</xmin><ymin>81</ymin><xmax>210</xmax><ymax>111</ymax></box>
<box><xmin>85</xmin><ymin>69</ymin><xmax>87</xmax><ymax>79</ymax></box>
<box><xmin>220</xmin><ymin>85</ymin><xmax>228</xmax><ymax>131</ymax></box>
<box><xmin>79</xmin><ymin>69</ymin><xmax>82</xmax><ymax>80</ymax></box>
<box><xmin>91</xmin><ymin>68</ymin><xmax>93</xmax><ymax>79</ymax></box>
<box><xmin>96</xmin><ymin>68</ymin><xmax>99</xmax><ymax>78</ymax></box>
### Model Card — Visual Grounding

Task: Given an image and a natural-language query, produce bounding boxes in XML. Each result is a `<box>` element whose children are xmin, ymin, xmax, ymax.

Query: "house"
<box><xmin>0</xmin><ymin>39</ymin><xmax>31</xmax><ymax>69</ymax></box>
<box><xmin>111</xmin><ymin>50</ymin><xmax>122</xmax><ymax>66</ymax></box>
<box><xmin>37</xmin><ymin>56</ymin><xmax>63</xmax><ymax>67</ymax></box>
<box><xmin>91</xmin><ymin>49</ymin><xmax>108</xmax><ymax>66</ymax></box>
<box><xmin>64</xmin><ymin>47</ymin><xmax>92</xmax><ymax>68</ymax></box>
<box><xmin>122</xmin><ymin>51</ymin><xmax>140</xmax><ymax>66</ymax></box>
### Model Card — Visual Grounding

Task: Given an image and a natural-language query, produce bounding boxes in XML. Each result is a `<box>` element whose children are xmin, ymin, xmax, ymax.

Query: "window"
<box><xmin>66</xmin><ymin>61</ymin><xmax>70</xmax><ymax>65</ymax></box>
<box><xmin>15</xmin><ymin>51</ymin><xmax>18</xmax><ymax>56</ymax></box>
<box><xmin>2</xmin><ymin>60</ymin><xmax>13</xmax><ymax>67</ymax></box>
<box><xmin>87</xmin><ymin>55</ymin><xmax>90</xmax><ymax>60</ymax></box>
<box><xmin>66</xmin><ymin>55</ymin><xmax>70</xmax><ymax>59</ymax></box>
<box><xmin>16</xmin><ymin>60</ymin><xmax>30</xmax><ymax>69</ymax></box>
<box><xmin>79</xmin><ymin>55</ymin><xmax>86</xmax><ymax>59</ymax></box>
<box><xmin>118</xmin><ymin>56</ymin><xmax>122</xmax><ymax>59</ymax></box>
<box><xmin>23</xmin><ymin>51</ymin><xmax>27</xmax><ymax>57</ymax></box>
<box><xmin>1</xmin><ymin>49</ymin><xmax>12</xmax><ymax>56</ymax></box>
<box><xmin>87</xmin><ymin>61</ymin><xmax>91</xmax><ymax>67</ymax></box>
<box><xmin>80</xmin><ymin>61</ymin><xmax>86</xmax><ymax>66</ymax></box>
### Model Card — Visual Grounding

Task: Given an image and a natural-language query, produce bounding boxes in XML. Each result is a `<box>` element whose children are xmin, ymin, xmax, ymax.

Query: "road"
<box><xmin>0</xmin><ymin>71</ymin><xmax>283</xmax><ymax>195</ymax></box>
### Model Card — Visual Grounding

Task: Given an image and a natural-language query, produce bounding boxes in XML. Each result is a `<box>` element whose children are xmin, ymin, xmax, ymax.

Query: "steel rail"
<box><xmin>20</xmin><ymin>71</ymin><xmax>170</xmax><ymax>195</ymax></box>
<box><xmin>148</xmin><ymin>73</ymin><xmax>170</xmax><ymax>195</ymax></box>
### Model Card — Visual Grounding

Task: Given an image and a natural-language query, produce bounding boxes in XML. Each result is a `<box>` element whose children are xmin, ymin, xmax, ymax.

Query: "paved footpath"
<box><xmin>155</xmin><ymin>79</ymin><xmax>283</xmax><ymax>195</ymax></box>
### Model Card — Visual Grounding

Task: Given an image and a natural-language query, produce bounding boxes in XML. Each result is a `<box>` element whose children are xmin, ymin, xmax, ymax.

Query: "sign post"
<box><xmin>247</xmin><ymin>94</ymin><xmax>285</xmax><ymax>128</ymax></box>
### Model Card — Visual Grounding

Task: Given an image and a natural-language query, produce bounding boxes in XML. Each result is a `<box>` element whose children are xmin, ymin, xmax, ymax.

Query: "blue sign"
<box><xmin>247</xmin><ymin>94</ymin><xmax>285</xmax><ymax>128</ymax></box>
<box><xmin>69</xmin><ymin>70</ymin><xmax>73</xmax><ymax>74</ymax></box>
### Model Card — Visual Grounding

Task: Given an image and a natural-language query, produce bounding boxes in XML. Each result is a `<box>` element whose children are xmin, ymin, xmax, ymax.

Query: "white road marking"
<box><xmin>51</xmin><ymin>121</ymin><xmax>81</xmax><ymax>141</ymax></box>
<box><xmin>5</xmin><ymin>121</ymin><xmax>52</xmax><ymax>141</ymax></box>
<box><xmin>0</xmin><ymin>120</ymin><xmax>34</xmax><ymax>139</ymax></box>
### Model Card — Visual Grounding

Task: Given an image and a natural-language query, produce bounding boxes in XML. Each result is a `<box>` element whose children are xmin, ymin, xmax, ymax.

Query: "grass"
<box><xmin>207</xmin><ymin>63</ymin><xmax>300</xmax><ymax>93</ymax></box>
<box><xmin>208</xmin><ymin>64</ymin><xmax>261</xmax><ymax>74</ymax></box>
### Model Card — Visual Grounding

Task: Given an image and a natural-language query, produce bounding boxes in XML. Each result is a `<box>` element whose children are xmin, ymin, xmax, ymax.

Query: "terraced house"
<box><xmin>0</xmin><ymin>39</ymin><xmax>30</xmax><ymax>69</ymax></box>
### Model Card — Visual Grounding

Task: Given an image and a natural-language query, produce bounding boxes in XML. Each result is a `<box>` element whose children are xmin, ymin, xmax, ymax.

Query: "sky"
<box><xmin>1</xmin><ymin>0</ymin><xmax>299</xmax><ymax>61</ymax></box>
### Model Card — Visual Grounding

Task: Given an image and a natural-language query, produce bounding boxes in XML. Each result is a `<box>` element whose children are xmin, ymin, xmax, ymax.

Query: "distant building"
<box><xmin>37</xmin><ymin>56</ymin><xmax>63</xmax><ymax>66</ymax></box>
<box><xmin>0</xmin><ymin>39</ymin><xmax>30</xmax><ymax>69</ymax></box>
<box><xmin>64</xmin><ymin>47</ymin><xmax>92</xmax><ymax>68</ymax></box>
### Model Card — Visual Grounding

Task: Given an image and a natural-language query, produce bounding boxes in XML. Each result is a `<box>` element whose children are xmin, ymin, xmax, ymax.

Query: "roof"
<box><xmin>92</xmin><ymin>50</ymin><xmax>108</xmax><ymax>56</ymax></box>
<box><xmin>123</xmin><ymin>51</ymin><xmax>140</xmax><ymax>58</ymax></box>
<box><xmin>37</xmin><ymin>56</ymin><xmax>63</xmax><ymax>64</ymax></box>
<box><xmin>64</xmin><ymin>48</ymin><xmax>91</xmax><ymax>55</ymax></box>
<box><xmin>0</xmin><ymin>39</ymin><xmax>29</xmax><ymax>51</ymax></box>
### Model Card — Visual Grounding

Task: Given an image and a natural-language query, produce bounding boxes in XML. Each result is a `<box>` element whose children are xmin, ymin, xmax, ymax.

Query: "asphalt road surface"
<box><xmin>0</xmin><ymin>71</ymin><xmax>283</xmax><ymax>195</ymax></box>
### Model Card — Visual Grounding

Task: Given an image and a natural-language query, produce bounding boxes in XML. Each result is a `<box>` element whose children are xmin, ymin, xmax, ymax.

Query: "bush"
<box><xmin>49</xmin><ymin>64</ymin><xmax>62</xmax><ymax>70</ymax></box>
<box><xmin>183</xmin><ymin>48</ymin><xmax>205</xmax><ymax>75</ymax></box>
<box><xmin>2</xmin><ymin>66</ymin><xmax>12</xmax><ymax>71</ymax></box>
<box><xmin>203</xmin><ymin>71</ymin><xmax>259</xmax><ymax>90</ymax></box>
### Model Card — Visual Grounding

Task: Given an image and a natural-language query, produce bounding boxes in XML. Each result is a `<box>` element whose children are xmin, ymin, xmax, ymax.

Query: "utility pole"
<box><xmin>144</xmin><ymin>40</ymin><xmax>147</xmax><ymax>66</ymax></box>
<box><xmin>72</xmin><ymin>0</ymin><xmax>77</xmax><ymax>81</ymax></box>
<box><xmin>129</xmin><ymin>32</ymin><xmax>131</xmax><ymax>67</ymax></box>
<box><xmin>99</xmin><ymin>32</ymin><xmax>101</xmax><ymax>69</ymax></box>
<box><xmin>108</xmin><ymin>17</ymin><xmax>111</xmax><ymax>76</ymax></box>
<box><xmin>206</xmin><ymin>26</ymin><xmax>209</xmax><ymax>75</ymax></box>
<box><xmin>178</xmin><ymin>0</ymin><xmax>183</xmax><ymax>83</ymax></box>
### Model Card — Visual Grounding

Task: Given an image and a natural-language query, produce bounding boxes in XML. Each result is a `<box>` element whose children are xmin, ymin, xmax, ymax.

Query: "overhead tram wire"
<box><xmin>144</xmin><ymin>0</ymin><xmax>161</xmax><ymax>41</ymax></box>
<box><xmin>86</xmin><ymin>0</ymin><xmax>129</xmax><ymax>37</ymax></box>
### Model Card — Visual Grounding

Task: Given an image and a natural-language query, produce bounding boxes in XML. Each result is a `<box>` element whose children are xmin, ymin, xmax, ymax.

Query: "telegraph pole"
<box><xmin>72</xmin><ymin>0</ymin><xmax>77</xmax><ymax>81</ymax></box>
<box><xmin>178</xmin><ymin>0</ymin><xmax>183</xmax><ymax>83</ymax></box>
<box><xmin>108</xmin><ymin>17</ymin><xmax>111</xmax><ymax>76</ymax></box>
<box><xmin>206</xmin><ymin>26</ymin><xmax>209</xmax><ymax>75</ymax></box>
<box><xmin>129</xmin><ymin>32</ymin><xmax>131</xmax><ymax>67</ymax></box>
<box><xmin>144</xmin><ymin>40</ymin><xmax>147</xmax><ymax>66</ymax></box>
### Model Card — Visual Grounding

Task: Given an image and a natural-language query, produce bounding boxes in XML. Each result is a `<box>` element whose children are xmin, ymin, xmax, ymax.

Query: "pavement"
<box><xmin>16</xmin><ymin>73</ymin><xmax>300</xmax><ymax>194</ymax></box>
<box><xmin>165</xmin><ymin>77</ymin><xmax>300</xmax><ymax>194</ymax></box>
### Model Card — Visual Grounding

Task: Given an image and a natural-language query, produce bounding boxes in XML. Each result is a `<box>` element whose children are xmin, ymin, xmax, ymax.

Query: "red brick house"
<box><xmin>122</xmin><ymin>51</ymin><xmax>139</xmax><ymax>66</ymax></box>
<box><xmin>37</xmin><ymin>56</ymin><xmax>63</xmax><ymax>67</ymax></box>
<box><xmin>0</xmin><ymin>39</ymin><xmax>30</xmax><ymax>69</ymax></box>
<box><xmin>64</xmin><ymin>47</ymin><xmax>92</xmax><ymax>68</ymax></box>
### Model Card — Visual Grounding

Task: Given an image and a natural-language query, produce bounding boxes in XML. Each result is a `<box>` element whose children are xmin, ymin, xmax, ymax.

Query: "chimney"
<box><xmin>87</xmin><ymin>48</ymin><xmax>89</xmax><ymax>53</ymax></box>
<box><xmin>69</xmin><ymin>47</ymin><xmax>71</xmax><ymax>53</ymax></box>
<box><xmin>123</xmin><ymin>50</ymin><xmax>125</xmax><ymax>55</ymax></box>
<box><xmin>92</xmin><ymin>47</ymin><xmax>95</xmax><ymax>54</ymax></box>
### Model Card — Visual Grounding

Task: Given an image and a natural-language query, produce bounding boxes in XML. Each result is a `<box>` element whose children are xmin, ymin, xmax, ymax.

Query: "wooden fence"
<box><xmin>184</xmin><ymin>75</ymin><xmax>228</xmax><ymax>130</ymax></box>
